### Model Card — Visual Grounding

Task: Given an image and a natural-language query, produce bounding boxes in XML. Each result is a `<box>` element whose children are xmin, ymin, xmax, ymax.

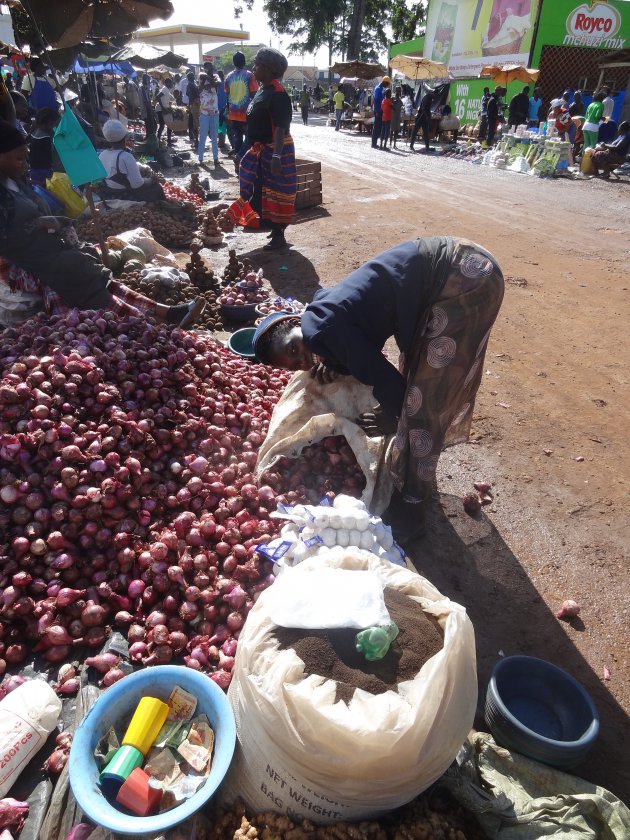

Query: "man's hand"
<box><xmin>270</xmin><ymin>156</ymin><xmax>282</xmax><ymax>176</ymax></box>
<box><xmin>309</xmin><ymin>361</ymin><xmax>339</xmax><ymax>384</ymax></box>
<box><xmin>356</xmin><ymin>405</ymin><xmax>399</xmax><ymax>437</ymax></box>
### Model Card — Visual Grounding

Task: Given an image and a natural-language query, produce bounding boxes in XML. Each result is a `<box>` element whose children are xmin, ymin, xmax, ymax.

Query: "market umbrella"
<box><xmin>389</xmin><ymin>55</ymin><xmax>451</xmax><ymax>81</ymax></box>
<box><xmin>479</xmin><ymin>64</ymin><xmax>540</xmax><ymax>86</ymax></box>
<box><xmin>329</xmin><ymin>60</ymin><xmax>386</xmax><ymax>80</ymax></box>
<box><xmin>112</xmin><ymin>41</ymin><xmax>187</xmax><ymax>69</ymax></box>
<box><xmin>13</xmin><ymin>0</ymin><xmax>173</xmax><ymax>49</ymax></box>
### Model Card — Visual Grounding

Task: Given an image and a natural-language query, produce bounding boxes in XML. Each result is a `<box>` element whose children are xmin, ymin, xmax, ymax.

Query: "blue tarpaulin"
<box><xmin>70</xmin><ymin>58</ymin><xmax>136</xmax><ymax>76</ymax></box>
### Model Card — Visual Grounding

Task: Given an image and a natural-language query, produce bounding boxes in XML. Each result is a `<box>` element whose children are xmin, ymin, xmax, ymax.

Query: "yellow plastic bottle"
<box><xmin>122</xmin><ymin>697</ymin><xmax>170</xmax><ymax>755</ymax></box>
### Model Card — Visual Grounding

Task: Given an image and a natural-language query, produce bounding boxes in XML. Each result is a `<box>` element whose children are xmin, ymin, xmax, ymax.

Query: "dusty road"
<box><xmin>208</xmin><ymin>118</ymin><xmax>630</xmax><ymax>803</ymax></box>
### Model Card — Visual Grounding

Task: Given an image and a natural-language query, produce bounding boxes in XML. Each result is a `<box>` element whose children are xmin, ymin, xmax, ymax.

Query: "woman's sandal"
<box><xmin>178</xmin><ymin>297</ymin><xmax>206</xmax><ymax>329</ymax></box>
<box><xmin>263</xmin><ymin>235</ymin><xmax>287</xmax><ymax>251</ymax></box>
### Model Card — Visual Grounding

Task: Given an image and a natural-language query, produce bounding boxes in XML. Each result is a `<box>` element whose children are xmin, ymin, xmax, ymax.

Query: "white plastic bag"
<box><xmin>106</xmin><ymin>227</ymin><xmax>176</xmax><ymax>264</ymax></box>
<box><xmin>0</xmin><ymin>680</ymin><xmax>62</xmax><ymax>797</ymax></box>
<box><xmin>256</xmin><ymin>371</ymin><xmax>394</xmax><ymax>514</ymax></box>
<box><xmin>222</xmin><ymin>548</ymin><xmax>477</xmax><ymax>824</ymax></box>
<box><xmin>0</xmin><ymin>282</ymin><xmax>43</xmax><ymax>327</ymax></box>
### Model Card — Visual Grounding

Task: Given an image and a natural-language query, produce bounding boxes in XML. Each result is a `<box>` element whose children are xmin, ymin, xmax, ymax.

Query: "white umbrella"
<box><xmin>389</xmin><ymin>55</ymin><xmax>451</xmax><ymax>81</ymax></box>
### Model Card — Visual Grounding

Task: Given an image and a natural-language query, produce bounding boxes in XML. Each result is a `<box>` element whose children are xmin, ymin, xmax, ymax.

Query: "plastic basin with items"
<box><xmin>68</xmin><ymin>666</ymin><xmax>236</xmax><ymax>834</ymax></box>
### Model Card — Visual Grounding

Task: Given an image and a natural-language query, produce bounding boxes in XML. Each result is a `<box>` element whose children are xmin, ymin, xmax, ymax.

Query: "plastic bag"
<box><xmin>0</xmin><ymin>281</ymin><xmax>43</xmax><ymax>327</ymax></box>
<box><xmin>256</xmin><ymin>371</ymin><xmax>394</xmax><ymax>514</ymax></box>
<box><xmin>221</xmin><ymin>548</ymin><xmax>477</xmax><ymax>824</ymax></box>
<box><xmin>0</xmin><ymin>681</ymin><xmax>61</xmax><ymax>798</ymax></box>
<box><xmin>45</xmin><ymin>173</ymin><xmax>87</xmax><ymax>219</ymax></box>
<box><xmin>106</xmin><ymin>228</ymin><xmax>176</xmax><ymax>264</ymax></box>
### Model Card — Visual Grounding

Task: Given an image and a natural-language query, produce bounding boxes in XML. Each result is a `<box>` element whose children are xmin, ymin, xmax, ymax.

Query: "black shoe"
<box><xmin>382</xmin><ymin>492</ymin><xmax>426</xmax><ymax>547</ymax></box>
<box><xmin>263</xmin><ymin>233</ymin><xmax>287</xmax><ymax>251</ymax></box>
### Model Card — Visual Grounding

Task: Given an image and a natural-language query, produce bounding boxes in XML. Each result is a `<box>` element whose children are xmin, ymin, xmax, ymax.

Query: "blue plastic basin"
<box><xmin>485</xmin><ymin>655</ymin><xmax>599</xmax><ymax>767</ymax></box>
<box><xmin>69</xmin><ymin>666</ymin><xmax>236</xmax><ymax>834</ymax></box>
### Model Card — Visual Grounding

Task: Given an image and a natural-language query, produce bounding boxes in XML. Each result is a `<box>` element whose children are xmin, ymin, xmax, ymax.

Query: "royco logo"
<box><xmin>564</xmin><ymin>1</ymin><xmax>624</xmax><ymax>47</ymax></box>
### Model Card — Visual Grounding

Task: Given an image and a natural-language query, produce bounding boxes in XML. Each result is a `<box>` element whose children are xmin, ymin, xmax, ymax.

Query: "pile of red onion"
<box><xmin>264</xmin><ymin>436</ymin><xmax>366</xmax><ymax>506</ymax></box>
<box><xmin>0</xmin><ymin>310</ymin><xmax>294</xmax><ymax>687</ymax></box>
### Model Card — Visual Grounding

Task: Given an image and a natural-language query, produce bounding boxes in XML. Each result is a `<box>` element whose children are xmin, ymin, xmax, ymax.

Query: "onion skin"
<box><xmin>557</xmin><ymin>599</ymin><xmax>581</xmax><ymax>620</ymax></box>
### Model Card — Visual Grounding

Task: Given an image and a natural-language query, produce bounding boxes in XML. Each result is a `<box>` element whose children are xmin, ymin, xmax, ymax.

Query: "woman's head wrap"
<box><xmin>0</xmin><ymin>121</ymin><xmax>28</xmax><ymax>154</ymax></box>
<box><xmin>255</xmin><ymin>48</ymin><xmax>288</xmax><ymax>80</ymax></box>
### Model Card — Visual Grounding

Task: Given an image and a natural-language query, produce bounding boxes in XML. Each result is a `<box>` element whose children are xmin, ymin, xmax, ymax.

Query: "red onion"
<box><xmin>44</xmin><ymin>749</ymin><xmax>68</xmax><ymax>774</ymax></box>
<box><xmin>101</xmin><ymin>668</ymin><xmax>125</xmax><ymax>687</ymax></box>
<box><xmin>129</xmin><ymin>641</ymin><xmax>148</xmax><ymax>661</ymax></box>
<box><xmin>42</xmin><ymin>645</ymin><xmax>71</xmax><ymax>663</ymax></box>
<box><xmin>55</xmin><ymin>678</ymin><xmax>79</xmax><ymax>695</ymax></box>
<box><xmin>0</xmin><ymin>797</ymin><xmax>29</xmax><ymax>831</ymax></box>
<box><xmin>85</xmin><ymin>653</ymin><xmax>119</xmax><ymax>674</ymax></box>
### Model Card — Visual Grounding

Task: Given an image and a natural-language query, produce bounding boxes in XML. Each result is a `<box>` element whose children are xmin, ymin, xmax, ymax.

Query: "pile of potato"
<box><xmin>208</xmin><ymin>791</ymin><xmax>488</xmax><ymax>840</ymax></box>
<box><xmin>76</xmin><ymin>204</ymin><xmax>197</xmax><ymax>249</ymax></box>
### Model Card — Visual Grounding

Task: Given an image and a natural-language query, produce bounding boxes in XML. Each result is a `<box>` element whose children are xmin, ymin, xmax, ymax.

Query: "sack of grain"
<box><xmin>221</xmin><ymin>548</ymin><xmax>477</xmax><ymax>824</ymax></box>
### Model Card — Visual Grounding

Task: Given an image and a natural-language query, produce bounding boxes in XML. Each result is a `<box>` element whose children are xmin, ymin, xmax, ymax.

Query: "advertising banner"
<box><xmin>450</xmin><ymin>78</ymin><xmax>524</xmax><ymax>125</ymax></box>
<box><xmin>423</xmin><ymin>0</ymin><xmax>541</xmax><ymax>78</ymax></box>
<box><xmin>530</xmin><ymin>0</ymin><xmax>629</xmax><ymax>66</ymax></box>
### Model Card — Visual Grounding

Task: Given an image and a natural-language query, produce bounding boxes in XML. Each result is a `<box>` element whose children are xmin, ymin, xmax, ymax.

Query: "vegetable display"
<box><xmin>0</xmin><ymin>310</ymin><xmax>294</xmax><ymax>685</ymax></box>
<box><xmin>76</xmin><ymin>205</ymin><xmax>197</xmax><ymax>250</ymax></box>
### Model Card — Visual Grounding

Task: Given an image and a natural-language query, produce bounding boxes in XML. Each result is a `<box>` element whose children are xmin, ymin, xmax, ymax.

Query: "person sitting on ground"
<box><xmin>438</xmin><ymin>105</ymin><xmax>460</xmax><ymax>143</ymax></box>
<box><xmin>27</xmin><ymin>108</ymin><xmax>61</xmax><ymax>185</ymax></box>
<box><xmin>98</xmin><ymin>119</ymin><xmax>166</xmax><ymax>201</ymax></box>
<box><xmin>252</xmin><ymin>236</ymin><xmax>504</xmax><ymax>545</ymax></box>
<box><xmin>591</xmin><ymin>121</ymin><xmax>630</xmax><ymax>179</ymax></box>
<box><xmin>0</xmin><ymin>120</ymin><xmax>204</xmax><ymax>326</ymax></box>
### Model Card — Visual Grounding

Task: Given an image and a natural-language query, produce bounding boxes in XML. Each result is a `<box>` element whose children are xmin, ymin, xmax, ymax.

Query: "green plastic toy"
<box><xmin>355</xmin><ymin>621</ymin><xmax>399</xmax><ymax>661</ymax></box>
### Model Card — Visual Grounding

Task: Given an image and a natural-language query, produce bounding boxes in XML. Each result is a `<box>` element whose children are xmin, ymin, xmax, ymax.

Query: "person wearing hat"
<box><xmin>226</xmin><ymin>48</ymin><xmax>296</xmax><ymax>251</ymax></box>
<box><xmin>98</xmin><ymin>119</ymin><xmax>165</xmax><ymax>202</ymax></box>
<box><xmin>371</xmin><ymin>75</ymin><xmax>391</xmax><ymax>149</ymax></box>
<box><xmin>252</xmin><ymin>236</ymin><xmax>504</xmax><ymax>544</ymax></box>
<box><xmin>0</xmin><ymin>121</ymin><xmax>205</xmax><ymax>325</ymax></box>
<box><xmin>224</xmin><ymin>51</ymin><xmax>258</xmax><ymax>159</ymax></box>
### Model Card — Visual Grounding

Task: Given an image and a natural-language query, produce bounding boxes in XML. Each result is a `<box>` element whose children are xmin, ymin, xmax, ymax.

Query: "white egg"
<box><xmin>359</xmin><ymin>531</ymin><xmax>375</xmax><ymax>550</ymax></box>
<box><xmin>321</xmin><ymin>528</ymin><xmax>337</xmax><ymax>548</ymax></box>
<box><xmin>349</xmin><ymin>529</ymin><xmax>362</xmax><ymax>546</ymax></box>
<box><xmin>342</xmin><ymin>513</ymin><xmax>357</xmax><ymax>530</ymax></box>
<box><xmin>354</xmin><ymin>511</ymin><xmax>370</xmax><ymax>531</ymax></box>
<box><xmin>329</xmin><ymin>512</ymin><xmax>343</xmax><ymax>529</ymax></box>
<box><xmin>333</xmin><ymin>494</ymin><xmax>366</xmax><ymax>511</ymax></box>
<box><xmin>336</xmin><ymin>529</ymin><xmax>350</xmax><ymax>547</ymax></box>
<box><xmin>312</xmin><ymin>509</ymin><xmax>330</xmax><ymax>530</ymax></box>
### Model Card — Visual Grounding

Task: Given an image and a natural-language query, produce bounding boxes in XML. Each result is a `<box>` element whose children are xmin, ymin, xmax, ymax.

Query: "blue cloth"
<box><xmin>70</xmin><ymin>59</ymin><xmax>135</xmax><ymax>76</ymax></box>
<box><xmin>53</xmin><ymin>105</ymin><xmax>106</xmax><ymax>186</ymax></box>
<box><xmin>373</xmin><ymin>83</ymin><xmax>384</xmax><ymax>116</ymax></box>
<box><xmin>30</xmin><ymin>79</ymin><xmax>58</xmax><ymax>112</ymax></box>
<box><xmin>217</xmin><ymin>82</ymin><xmax>227</xmax><ymax>111</ymax></box>
<box><xmin>300</xmin><ymin>237</ymin><xmax>454</xmax><ymax>417</ymax></box>
<box><xmin>528</xmin><ymin>97</ymin><xmax>542</xmax><ymax>122</ymax></box>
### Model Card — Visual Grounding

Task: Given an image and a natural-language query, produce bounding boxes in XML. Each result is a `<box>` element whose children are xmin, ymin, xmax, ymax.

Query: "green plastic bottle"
<box><xmin>355</xmin><ymin>621</ymin><xmax>399</xmax><ymax>661</ymax></box>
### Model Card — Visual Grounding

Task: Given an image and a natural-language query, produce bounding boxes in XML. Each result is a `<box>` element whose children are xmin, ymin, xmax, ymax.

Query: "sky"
<box><xmin>146</xmin><ymin>0</ymin><xmax>385</xmax><ymax>69</ymax></box>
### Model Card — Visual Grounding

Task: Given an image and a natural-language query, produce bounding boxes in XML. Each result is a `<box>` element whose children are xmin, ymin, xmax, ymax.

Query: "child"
<box><xmin>380</xmin><ymin>89</ymin><xmax>393</xmax><ymax>150</ymax></box>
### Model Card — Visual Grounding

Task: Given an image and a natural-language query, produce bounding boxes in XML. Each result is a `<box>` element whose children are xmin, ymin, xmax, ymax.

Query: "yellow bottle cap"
<box><xmin>122</xmin><ymin>696</ymin><xmax>169</xmax><ymax>756</ymax></box>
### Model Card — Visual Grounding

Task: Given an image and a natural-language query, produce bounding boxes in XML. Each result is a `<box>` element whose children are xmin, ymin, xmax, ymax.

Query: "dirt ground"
<box><xmin>188</xmin><ymin>117</ymin><xmax>630</xmax><ymax>804</ymax></box>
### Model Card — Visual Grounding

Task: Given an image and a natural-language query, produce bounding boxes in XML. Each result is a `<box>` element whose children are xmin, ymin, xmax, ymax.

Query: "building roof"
<box><xmin>202</xmin><ymin>42</ymin><xmax>267</xmax><ymax>58</ymax></box>
<box><xmin>285</xmin><ymin>65</ymin><xmax>318</xmax><ymax>82</ymax></box>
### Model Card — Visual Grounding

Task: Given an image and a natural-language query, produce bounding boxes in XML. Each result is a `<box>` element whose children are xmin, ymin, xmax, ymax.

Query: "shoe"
<box><xmin>409</xmin><ymin>144</ymin><xmax>415</xmax><ymax>150</ymax></box>
<box><xmin>263</xmin><ymin>233</ymin><xmax>286</xmax><ymax>251</ymax></box>
<box><xmin>213</xmin><ymin>159</ymin><xmax>220</xmax><ymax>168</ymax></box>
<box><xmin>382</xmin><ymin>492</ymin><xmax>426</xmax><ymax>547</ymax></box>
<box><xmin>178</xmin><ymin>297</ymin><xmax>206</xmax><ymax>329</ymax></box>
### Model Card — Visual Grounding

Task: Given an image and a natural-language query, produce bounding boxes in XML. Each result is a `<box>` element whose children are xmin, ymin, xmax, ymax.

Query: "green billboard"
<box><xmin>450</xmin><ymin>78</ymin><xmax>525</xmax><ymax>125</ymax></box>
<box><xmin>531</xmin><ymin>0</ymin><xmax>630</xmax><ymax>65</ymax></box>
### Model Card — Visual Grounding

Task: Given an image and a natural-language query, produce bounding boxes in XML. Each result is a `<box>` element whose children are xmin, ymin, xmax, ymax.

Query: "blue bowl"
<box><xmin>485</xmin><ymin>655</ymin><xmax>599</xmax><ymax>767</ymax></box>
<box><xmin>69</xmin><ymin>666</ymin><xmax>236</xmax><ymax>834</ymax></box>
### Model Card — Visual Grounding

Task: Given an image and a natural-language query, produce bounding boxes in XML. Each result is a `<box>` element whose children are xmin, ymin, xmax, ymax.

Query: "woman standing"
<box><xmin>582</xmin><ymin>91</ymin><xmax>604</xmax><ymax>150</ymax></box>
<box><xmin>252</xmin><ymin>237</ymin><xmax>504</xmax><ymax>544</ymax></box>
<box><xmin>227</xmin><ymin>48</ymin><xmax>296</xmax><ymax>251</ymax></box>
<box><xmin>198</xmin><ymin>73</ymin><xmax>220</xmax><ymax>167</ymax></box>
<box><xmin>155</xmin><ymin>77</ymin><xmax>175</xmax><ymax>145</ymax></box>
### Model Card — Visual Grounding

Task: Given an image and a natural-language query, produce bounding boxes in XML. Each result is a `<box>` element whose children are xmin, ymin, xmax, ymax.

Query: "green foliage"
<box><xmin>233</xmin><ymin>0</ymin><xmax>426</xmax><ymax>62</ymax></box>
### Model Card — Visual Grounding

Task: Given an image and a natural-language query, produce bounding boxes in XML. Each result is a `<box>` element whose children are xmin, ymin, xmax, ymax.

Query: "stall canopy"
<box><xmin>70</xmin><ymin>56</ymin><xmax>136</xmax><ymax>76</ymax></box>
<box><xmin>112</xmin><ymin>41</ymin><xmax>187</xmax><ymax>69</ymax></box>
<box><xmin>478</xmin><ymin>64</ymin><xmax>539</xmax><ymax>86</ymax></box>
<box><xmin>13</xmin><ymin>0</ymin><xmax>174</xmax><ymax>49</ymax></box>
<box><xmin>329</xmin><ymin>60</ymin><xmax>385</xmax><ymax>80</ymax></box>
<box><xmin>389</xmin><ymin>55</ymin><xmax>451</xmax><ymax>81</ymax></box>
<box><xmin>134</xmin><ymin>24</ymin><xmax>250</xmax><ymax>65</ymax></box>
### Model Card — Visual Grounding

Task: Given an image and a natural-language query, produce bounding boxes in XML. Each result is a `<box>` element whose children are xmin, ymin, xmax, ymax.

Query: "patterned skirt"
<box><xmin>228</xmin><ymin>136</ymin><xmax>297</xmax><ymax>227</ymax></box>
<box><xmin>390</xmin><ymin>239</ymin><xmax>505</xmax><ymax>504</ymax></box>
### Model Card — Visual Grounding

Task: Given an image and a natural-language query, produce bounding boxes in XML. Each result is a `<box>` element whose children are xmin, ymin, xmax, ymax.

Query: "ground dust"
<box><xmin>274</xmin><ymin>587</ymin><xmax>444</xmax><ymax>704</ymax></box>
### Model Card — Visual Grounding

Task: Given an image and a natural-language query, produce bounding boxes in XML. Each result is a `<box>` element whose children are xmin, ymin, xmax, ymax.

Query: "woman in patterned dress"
<box><xmin>252</xmin><ymin>237</ymin><xmax>504</xmax><ymax>544</ymax></box>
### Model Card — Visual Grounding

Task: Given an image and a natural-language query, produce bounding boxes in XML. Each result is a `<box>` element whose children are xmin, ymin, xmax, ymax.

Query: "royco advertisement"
<box><xmin>531</xmin><ymin>0</ymin><xmax>629</xmax><ymax>64</ymax></box>
<box><xmin>423</xmin><ymin>0</ymin><xmax>542</xmax><ymax>78</ymax></box>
